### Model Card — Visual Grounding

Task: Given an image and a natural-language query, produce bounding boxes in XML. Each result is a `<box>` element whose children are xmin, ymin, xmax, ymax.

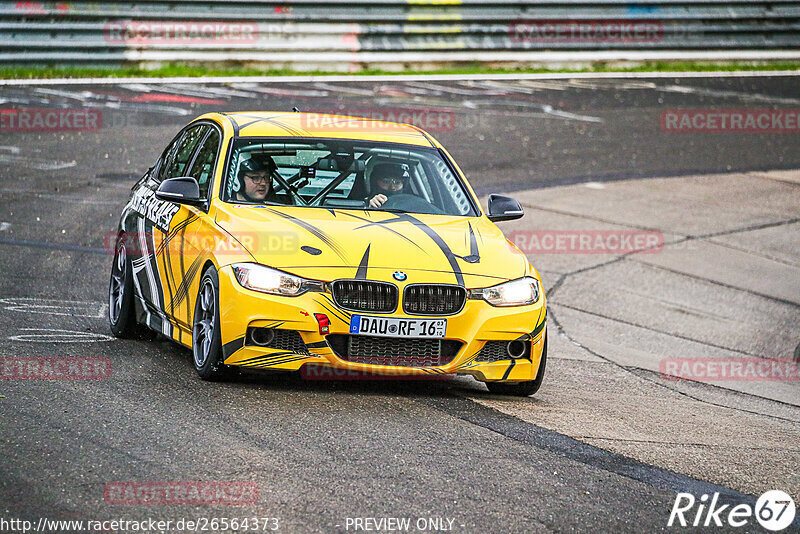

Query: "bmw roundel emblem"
<box><xmin>393</xmin><ymin>271</ymin><xmax>407</xmax><ymax>281</ymax></box>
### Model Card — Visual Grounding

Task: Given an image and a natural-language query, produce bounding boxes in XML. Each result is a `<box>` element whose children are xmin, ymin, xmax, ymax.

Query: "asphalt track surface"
<box><xmin>0</xmin><ymin>75</ymin><xmax>798</xmax><ymax>533</ymax></box>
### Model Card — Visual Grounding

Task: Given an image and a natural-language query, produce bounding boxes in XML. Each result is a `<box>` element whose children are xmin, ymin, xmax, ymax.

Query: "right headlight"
<box><xmin>231</xmin><ymin>263</ymin><xmax>326</xmax><ymax>296</ymax></box>
<box><xmin>469</xmin><ymin>276</ymin><xmax>540</xmax><ymax>307</ymax></box>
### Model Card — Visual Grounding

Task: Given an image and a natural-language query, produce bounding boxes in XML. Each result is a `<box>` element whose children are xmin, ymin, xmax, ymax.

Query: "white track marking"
<box><xmin>119</xmin><ymin>83</ymin><xmax>154</xmax><ymax>93</ymax></box>
<box><xmin>404</xmin><ymin>81</ymin><xmax>492</xmax><ymax>96</ymax></box>
<box><xmin>510</xmin><ymin>80</ymin><xmax>573</xmax><ymax>92</ymax></box>
<box><xmin>0</xmin><ymin>146</ymin><xmax>76</xmax><ymax>171</ymax></box>
<box><xmin>0</xmin><ymin>222</ymin><xmax>10</xmax><ymax>231</ymax></box>
<box><xmin>466</xmin><ymin>79</ymin><xmax>559</xmax><ymax>94</ymax></box>
<box><xmin>1</xmin><ymin>70</ymin><xmax>799</xmax><ymax>87</ymax></box>
<box><xmin>562</xmin><ymin>79</ymin><xmax>659</xmax><ymax>91</ymax></box>
<box><xmin>8</xmin><ymin>328</ymin><xmax>114</xmax><ymax>343</ymax></box>
<box><xmin>32</xmin><ymin>88</ymin><xmax>94</xmax><ymax>102</ymax></box>
<box><xmin>0</xmin><ymin>297</ymin><xmax>106</xmax><ymax>318</ymax></box>
<box><xmin>0</xmin><ymin>190</ymin><xmax>117</xmax><ymax>205</ymax></box>
<box><xmin>0</xmin><ymin>153</ymin><xmax>77</xmax><ymax>170</ymax></box>
<box><xmin>157</xmin><ymin>83</ymin><xmax>256</xmax><ymax>99</ymax></box>
<box><xmin>0</xmin><ymin>95</ymin><xmax>53</xmax><ymax>106</ymax></box>
<box><xmin>311</xmin><ymin>82</ymin><xmax>376</xmax><ymax>96</ymax></box>
<box><xmin>235</xmin><ymin>83</ymin><xmax>330</xmax><ymax>97</ymax></box>
<box><xmin>392</xmin><ymin>84</ymin><xmax>436</xmax><ymax>96</ymax></box>
<box><xmin>458</xmin><ymin>99</ymin><xmax>603</xmax><ymax>123</ymax></box>
<box><xmin>541</xmin><ymin>105</ymin><xmax>604</xmax><ymax>123</ymax></box>
<box><xmin>657</xmin><ymin>84</ymin><xmax>800</xmax><ymax>105</ymax></box>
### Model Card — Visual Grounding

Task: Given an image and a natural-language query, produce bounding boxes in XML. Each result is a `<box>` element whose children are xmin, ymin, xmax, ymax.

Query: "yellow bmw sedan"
<box><xmin>107</xmin><ymin>111</ymin><xmax>547</xmax><ymax>395</ymax></box>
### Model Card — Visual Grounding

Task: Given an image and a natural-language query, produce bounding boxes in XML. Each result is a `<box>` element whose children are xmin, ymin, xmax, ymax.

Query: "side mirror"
<box><xmin>155</xmin><ymin>177</ymin><xmax>202</xmax><ymax>204</ymax></box>
<box><xmin>487</xmin><ymin>194</ymin><xmax>524</xmax><ymax>222</ymax></box>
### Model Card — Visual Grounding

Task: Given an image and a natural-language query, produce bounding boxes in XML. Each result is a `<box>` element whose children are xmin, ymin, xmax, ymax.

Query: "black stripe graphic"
<box><xmin>232</xmin><ymin>114</ymin><xmax>311</xmax><ymax>137</ymax></box>
<box><xmin>355</xmin><ymin>245</ymin><xmax>370</xmax><ymax>279</ymax></box>
<box><xmin>397</xmin><ymin>213</ymin><xmax>465</xmax><ymax>287</ymax></box>
<box><xmin>530</xmin><ymin>319</ymin><xmax>546</xmax><ymax>340</ymax></box>
<box><xmin>264</xmin><ymin>208</ymin><xmax>349</xmax><ymax>263</ymax></box>
<box><xmin>339</xmin><ymin>212</ymin><xmax>427</xmax><ymax>252</ymax></box>
<box><xmin>347</xmin><ymin>212</ymin><xmax>464</xmax><ymax>285</ymax></box>
<box><xmin>244</xmin><ymin>355</ymin><xmax>311</xmax><ymax>368</ymax></box>
<box><xmin>235</xmin><ymin>351</ymin><xmax>298</xmax><ymax>365</ymax></box>
<box><xmin>317</xmin><ymin>300</ymin><xmax>351</xmax><ymax>325</ymax></box>
<box><xmin>501</xmin><ymin>359</ymin><xmax>516</xmax><ymax>380</ymax></box>
<box><xmin>220</xmin><ymin>113</ymin><xmax>239</xmax><ymax>137</ymax></box>
<box><xmin>342</xmin><ymin>210</ymin><xmax>428</xmax><ymax>254</ymax></box>
<box><xmin>456</xmin><ymin>222</ymin><xmax>480</xmax><ymax>264</ymax></box>
<box><xmin>319</xmin><ymin>293</ymin><xmax>352</xmax><ymax>321</ymax></box>
<box><xmin>171</xmin><ymin>254</ymin><xmax>204</xmax><ymax>310</ymax></box>
<box><xmin>222</xmin><ymin>336</ymin><xmax>246</xmax><ymax>358</ymax></box>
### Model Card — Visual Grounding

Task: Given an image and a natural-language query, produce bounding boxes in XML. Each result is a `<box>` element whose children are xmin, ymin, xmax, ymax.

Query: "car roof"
<box><xmin>209</xmin><ymin>111</ymin><xmax>436</xmax><ymax>147</ymax></box>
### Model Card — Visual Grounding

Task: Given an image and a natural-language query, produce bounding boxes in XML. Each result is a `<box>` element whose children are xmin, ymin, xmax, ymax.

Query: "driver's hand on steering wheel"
<box><xmin>369</xmin><ymin>194</ymin><xmax>387</xmax><ymax>208</ymax></box>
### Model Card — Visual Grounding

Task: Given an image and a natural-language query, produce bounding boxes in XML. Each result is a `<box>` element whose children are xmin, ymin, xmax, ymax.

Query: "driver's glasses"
<box><xmin>245</xmin><ymin>172</ymin><xmax>269</xmax><ymax>184</ymax></box>
<box><xmin>378</xmin><ymin>176</ymin><xmax>406</xmax><ymax>186</ymax></box>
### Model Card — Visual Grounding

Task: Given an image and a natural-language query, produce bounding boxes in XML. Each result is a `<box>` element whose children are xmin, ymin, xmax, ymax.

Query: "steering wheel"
<box><xmin>379</xmin><ymin>194</ymin><xmax>444</xmax><ymax>215</ymax></box>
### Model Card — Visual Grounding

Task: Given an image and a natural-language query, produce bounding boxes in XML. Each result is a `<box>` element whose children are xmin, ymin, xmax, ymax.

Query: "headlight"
<box><xmin>469</xmin><ymin>276</ymin><xmax>540</xmax><ymax>307</ymax></box>
<box><xmin>231</xmin><ymin>263</ymin><xmax>326</xmax><ymax>296</ymax></box>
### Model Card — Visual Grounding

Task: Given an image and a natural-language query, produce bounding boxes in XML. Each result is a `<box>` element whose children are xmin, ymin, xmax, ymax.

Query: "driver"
<box><xmin>368</xmin><ymin>162</ymin><xmax>411</xmax><ymax>208</ymax></box>
<box><xmin>235</xmin><ymin>156</ymin><xmax>291</xmax><ymax>204</ymax></box>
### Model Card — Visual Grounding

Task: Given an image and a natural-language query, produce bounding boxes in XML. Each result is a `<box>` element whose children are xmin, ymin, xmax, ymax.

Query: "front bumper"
<box><xmin>215</xmin><ymin>265</ymin><xmax>546</xmax><ymax>383</ymax></box>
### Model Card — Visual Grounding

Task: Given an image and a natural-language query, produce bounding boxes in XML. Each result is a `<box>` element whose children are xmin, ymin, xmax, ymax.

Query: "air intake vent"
<box><xmin>331</xmin><ymin>280</ymin><xmax>398</xmax><ymax>313</ymax></box>
<box><xmin>327</xmin><ymin>334</ymin><xmax>462</xmax><ymax>368</ymax></box>
<box><xmin>403</xmin><ymin>284</ymin><xmax>466</xmax><ymax>316</ymax></box>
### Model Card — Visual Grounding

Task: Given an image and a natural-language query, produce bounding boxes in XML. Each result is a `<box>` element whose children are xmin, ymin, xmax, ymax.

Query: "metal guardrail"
<box><xmin>1</xmin><ymin>1</ymin><xmax>799</xmax><ymax>68</ymax></box>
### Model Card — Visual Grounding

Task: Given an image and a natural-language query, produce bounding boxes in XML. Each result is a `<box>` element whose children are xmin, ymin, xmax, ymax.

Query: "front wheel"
<box><xmin>485</xmin><ymin>337</ymin><xmax>547</xmax><ymax>397</ymax></box>
<box><xmin>192</xmin><ymin>266</ymin><xmax>227</xmax><ymax>380</ymax></box>
<box><xmin>108</xmin><ymin>238</ymin><xmax>139</xmax><ymax>338</ymax></box>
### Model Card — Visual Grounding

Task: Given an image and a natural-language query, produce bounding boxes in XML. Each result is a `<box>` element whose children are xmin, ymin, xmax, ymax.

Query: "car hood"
<box><xmin>215</xmin><ymin>204</ymin><xmax>529</xmax><ymax>287</ymax></box>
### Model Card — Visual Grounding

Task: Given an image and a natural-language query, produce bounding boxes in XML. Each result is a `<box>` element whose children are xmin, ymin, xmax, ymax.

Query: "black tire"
<box><xmin>485</xmin><ymin>337</ymin><xmax>547</xmax><ymax>397</ymax></box>
<box><xmin>192</xmin><ymin>265</ymin><xmax>228</xmax><ymax>380</ymax></box>
<box><xmin>108</xmin><ymin>237</ymin><xmax>139</xmax><ymax>338</ymax></box>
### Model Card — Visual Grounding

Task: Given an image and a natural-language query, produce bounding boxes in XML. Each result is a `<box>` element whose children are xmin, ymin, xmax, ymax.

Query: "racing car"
<box><xmin>108</xmin><ymin>111</ymin><xmax>547</xmax><ymax>395</ymax></box>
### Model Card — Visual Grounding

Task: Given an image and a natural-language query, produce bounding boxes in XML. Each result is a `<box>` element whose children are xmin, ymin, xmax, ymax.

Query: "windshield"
<box><xmin>222</xmin><ymin>138</ymin><xmax>477</xmax><ymax>217</ymax></box>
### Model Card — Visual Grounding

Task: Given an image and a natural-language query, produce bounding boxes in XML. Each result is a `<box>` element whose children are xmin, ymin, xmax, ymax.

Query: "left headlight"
<box><xmin>231</xmin><ymin>263</ymin><xmax>326</xmax><ymax>297</ymax></box>
<box><xmin>469</xmin><ymin>276</ymin><xmax>540</xmax><ymax>307</ymax></box>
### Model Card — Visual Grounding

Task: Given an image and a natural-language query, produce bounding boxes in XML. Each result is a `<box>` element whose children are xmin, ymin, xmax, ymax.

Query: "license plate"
<box><xmin>349</xmin><ymin>315</ymin><xmax>446</xmax><ymax>338</ymax></box>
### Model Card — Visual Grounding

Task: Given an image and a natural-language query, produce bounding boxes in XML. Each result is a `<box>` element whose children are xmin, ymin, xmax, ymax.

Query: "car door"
<box><xmin>157</xmin><ymin>125</ymin><xmax>223</xmax><ymax>336</ymax></box>
<box><xmin>128</xmin><ymin>124</ymin><xmax>208</xmax><ymax>338</ymax></box>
